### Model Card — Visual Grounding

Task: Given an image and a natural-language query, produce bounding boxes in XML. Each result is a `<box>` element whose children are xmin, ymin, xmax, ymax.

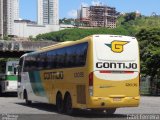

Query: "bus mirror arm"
<box><xmin>14</xmin><ymin>65</ymin><xmax>20</xmax><ymax>75</ymax></box>
<box><xmin>14</xmin><ymin>68</ymin><xmax>17</xmax><ymax>75</ymax></box>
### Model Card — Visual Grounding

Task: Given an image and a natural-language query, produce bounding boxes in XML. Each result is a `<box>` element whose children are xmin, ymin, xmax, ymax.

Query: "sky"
<box><xmin>20</xmin><ymin>0</ymin><xmax>160</xmax><ymax>21</ymax></box>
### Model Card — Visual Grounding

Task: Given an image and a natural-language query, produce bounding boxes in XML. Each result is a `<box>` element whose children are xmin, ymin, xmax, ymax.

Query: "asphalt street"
<box><xmin>0</xmin><ymin>94</ymin><xmax>160</xmax><ymax>120</ymax></box>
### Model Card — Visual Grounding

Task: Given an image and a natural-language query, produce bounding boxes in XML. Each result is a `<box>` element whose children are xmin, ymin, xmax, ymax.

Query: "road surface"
<box><xmin>0</xmin><ymin>95</ymin><xmax>160</xmax><ymax>120</ymax></box>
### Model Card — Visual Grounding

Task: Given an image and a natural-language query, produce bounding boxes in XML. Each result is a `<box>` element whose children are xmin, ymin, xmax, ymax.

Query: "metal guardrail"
<box><xmin>140</xmin><ymin>76</ymin><xmax>160</xmax><ymax>96</ymax></box>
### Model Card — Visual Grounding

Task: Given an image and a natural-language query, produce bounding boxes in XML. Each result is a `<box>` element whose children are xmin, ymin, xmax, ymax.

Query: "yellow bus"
<box><xmin>18</xmin><ymin>35</ymin><xmax>140</xmax><ymax>114</ymax></box>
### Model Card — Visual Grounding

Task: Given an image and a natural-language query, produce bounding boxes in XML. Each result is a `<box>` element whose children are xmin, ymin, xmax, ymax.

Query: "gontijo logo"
<box><xmin>105</xmin><ymin>41</ymin><xmax>129</xmax><ymax>53</ymax></box>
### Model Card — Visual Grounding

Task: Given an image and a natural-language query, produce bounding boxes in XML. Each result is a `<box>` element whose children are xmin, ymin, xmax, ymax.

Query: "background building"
<box><xmin>38</xmin><ymin>0</ymin><xmax>59</xmax><ymax>25</ymax></box>
<box><xmin>0</xmin><ymin>0</ymin><xmax>19</xmax><ymax>37</ymax></box>
<box><xmin>13</xmin><ymin>0</ymin><xmax>60</xmax><ymax>38</ymax></box>
<box><xmin>77</xmin><ymin>6</ymin><xmax>90</xmax><ymax>26</ymax></box>
<box><xmin>38</xmin><ymin>0</ymin><xmax>43</xmax><ymax>25</ymax></box>
<box><xmin>0</xmin><ymin>0</ymin><xmax>60</xmax><ymax>38</ymax></box>
<box><xmin>13</xmin><ymin>20</ymin><xmax>59</xmax><ymax>38</ymax></box>
<box><xmin>0</xmin><ymin>0</ymin><xmax>3</xmax><ymax>37</ymax></box>
<box><xmin>77</xmin><ymin>5</ymin><xmax>117</xmax><ymax>28</ymax></box>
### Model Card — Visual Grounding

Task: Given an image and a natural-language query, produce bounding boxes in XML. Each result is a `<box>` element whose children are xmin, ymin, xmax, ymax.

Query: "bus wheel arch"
<box><xmin>56</xmin><ymin>91</ymin><xmax>64</xmax><ymax>113</ymax></box>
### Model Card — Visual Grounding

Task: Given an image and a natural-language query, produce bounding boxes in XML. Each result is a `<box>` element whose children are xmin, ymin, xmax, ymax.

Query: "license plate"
<box><xmin>113</xmin><ymin>98</ymin><xmax>121</xmax><ymax>101</ymax></box>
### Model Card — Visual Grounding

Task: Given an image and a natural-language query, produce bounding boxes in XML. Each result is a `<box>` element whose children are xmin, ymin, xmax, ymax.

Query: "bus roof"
<box><xmin>38</xmin><ymin>41</ymin><xmax>73</xmax><ymax>51</ymax></box>
<box><xmin>20</xmin><ymin>34</ymin><xmax>136</xmax><ymax>58</ymax></box>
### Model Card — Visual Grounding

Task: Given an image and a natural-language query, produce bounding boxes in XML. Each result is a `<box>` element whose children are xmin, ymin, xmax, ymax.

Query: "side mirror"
<box><xmin>14</xmin><ymin>67</ymin><xmax>17</xmax><ymax>75</ymax></box>
<box><xmin>14</xmin><ymin>65</ymin><xmax>20</xmax><ymax>75</ymax></box>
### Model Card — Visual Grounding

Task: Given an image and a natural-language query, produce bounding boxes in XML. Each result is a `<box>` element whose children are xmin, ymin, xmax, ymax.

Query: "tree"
<box><xmin>124</xmin><ymin>12</ymin><xmax>137</xmax><ymax>22</ymax></box>
<box><xmin>136</xmin><ymin>28</ymin><xmax>160</xmax><ymax>78</ymax></box>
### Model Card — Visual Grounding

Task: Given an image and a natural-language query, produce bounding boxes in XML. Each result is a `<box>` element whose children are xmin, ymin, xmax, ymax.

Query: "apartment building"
<box><xmin>78</xmin><ymin>5</ymin><xmax>117</xmax><ymax>28</ymax></box>
<box><xmin>38</xmin><ymin>0</ymin><xmax>59</xmax><ymax>25</ymax></box>
<box><xmin>0</xmin><ymin>0</ymin><xmax>3</xmax><ymax>37</ymax></box>
<box><xmin>0</xmin><ymin>0</ymin><xmax>19</xmax><ymax>37</ymax></box>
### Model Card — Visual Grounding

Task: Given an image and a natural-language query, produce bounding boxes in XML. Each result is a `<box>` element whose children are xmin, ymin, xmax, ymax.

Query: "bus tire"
<box><xmin>24</xmin><ymin>90</ymin><xmax>32</xmax><ymax>105</ymax></box>
<box><xmin>0</xmin><ymin>86</ymin><xmax>2</xmax><ymax>97</ymax></box>
<box><xmin>56</xmin><ymin>92</ymin><xmax>64</xmax><ymax>113</ymax></box>
<box><xmin>105</xmin><ymin>108</ymin><xmax>116</xmax><ymax>114</ymax></box>
<box><xmin>64</xmin><ymin>93</ymin><xmax>73</xmax><ymax>115</ymax></box>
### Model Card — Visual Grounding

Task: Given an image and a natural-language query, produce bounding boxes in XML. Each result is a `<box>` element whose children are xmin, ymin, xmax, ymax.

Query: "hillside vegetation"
<box><xmin>36</xmin><ymin>27</ymin><xmax>130</xmax><ymax>42</ymax></box>
<box><xmin>36</xmin><ymin>13</ymin><xmax>160</xmax><ymax>41</ymax></box>
<box><xmin>117</xmin><ymin>13</ymin><xmax>160</xmax><ymax>31</ymax></box>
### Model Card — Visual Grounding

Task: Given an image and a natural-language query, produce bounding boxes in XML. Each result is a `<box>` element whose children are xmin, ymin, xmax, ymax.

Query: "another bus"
<box><xmin>0</xmin><ymin>60</ymin><xmax>18</xmax><ymax>95</ymax></box>
<box><xmin>17</xmin><ymin>35</ymin><xmax>140</xmax><ymax>114</ymax></box>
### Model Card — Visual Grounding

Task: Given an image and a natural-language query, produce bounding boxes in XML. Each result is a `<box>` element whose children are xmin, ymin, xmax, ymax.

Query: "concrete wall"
<box><xmin>0</xmin><ymin>40</ymin><xmax>57</xmax><ymax>51</ymax></box>
<box><xmin>13</xmin><ymin>22</ymin><xmax>60</xmax><ymax>38</ymax></box>
<box><xmin>0</xmin><ymin>0</ymin><xmax>3</xmax><ymax>37</ymax></box>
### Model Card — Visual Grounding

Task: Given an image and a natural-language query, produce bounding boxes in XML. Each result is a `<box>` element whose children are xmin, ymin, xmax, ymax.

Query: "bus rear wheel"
<box><xmin>0</xmin><ymin>86</ymin><xmax>2</xmax><ymax>97</ymax></box>
<box><xmin>105</xmin><ymin>108</ymin><xmax>116</xmax><ymax>114</ymax></box>
<box><xmin>65</xmin><ymin>94</ymin><xmax>73</xmax><ymax>115</ymax></box>
<box><xmin>56</xmin><ymin>93</ymin><xmax>63</xmax><ymax>113</ymax></box>
<box><xmin>24</xmin><ymin>91</ymin><xmax>32</xmax><ymax>105</ymax></box>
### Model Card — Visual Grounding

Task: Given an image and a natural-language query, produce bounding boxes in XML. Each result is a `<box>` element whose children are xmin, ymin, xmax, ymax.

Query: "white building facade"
<box><xmin>0</xmin><ymin>0</ymin><xmax>19</xmax><ymax>37</ymax></box>
<box><xmin>0</xmin><ymin>0</ymin><xmax>3</xmax><ymax>37</ymax></box>
<box><xmin>1</xmin><ymin>0</ymin><xmax>60</xmax><ymax>38</ymax></box>
<box><xmin>37</xmin><ymin>0</ymin><xmax>43</xmax><ymax>25</ymax></box>
<box><xmin>13</xmin><ymin>0</ymin><xmax>19</xmax><ymax>20</ymax></box>
<box><xmin>81</xmin><ymin>7</ymin><xmax>90</xmax><ymax>20</ymax></box>
<box><xmin>38</xmin><ymin>0</ymin><xmax>59</xmax><ymax>25</ymax></box>
<box><xmin>14</xmin><ymin>21</ymin><xmax>59</xmax><ymax>38</ymax></box>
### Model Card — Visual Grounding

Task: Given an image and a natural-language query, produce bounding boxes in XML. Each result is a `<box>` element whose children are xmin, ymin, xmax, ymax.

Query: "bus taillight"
<box><xmin>89</xmin><ymin>72</ymin><xmax>93</xmax><ymax>96</ymax></box>
<box><xmin>89</xmin><ymin>72</ymin><xmax>93</xmax><ymax>86</ymax></box>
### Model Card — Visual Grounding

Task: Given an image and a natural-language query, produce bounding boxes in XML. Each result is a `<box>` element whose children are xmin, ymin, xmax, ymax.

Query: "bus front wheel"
<box><xmin>56</xmin><ymin>93</ymin><xmax>63</xmax><ymax>113</ymax></box>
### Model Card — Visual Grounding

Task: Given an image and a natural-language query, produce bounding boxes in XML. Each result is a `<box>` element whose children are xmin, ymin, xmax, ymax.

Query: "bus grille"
<box><xmin>77</xmin><ymin>85</ymin><xmax>86</xmax><ymax>104</ymax></box>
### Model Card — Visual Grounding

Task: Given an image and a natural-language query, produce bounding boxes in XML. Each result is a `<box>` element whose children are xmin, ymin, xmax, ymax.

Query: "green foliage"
<box><xmin>29</xmin><ymin>35</ymin><xmax>33</xmax><ymax>39</ymax></box>
<box><xmin>36</xmin><ymin>27</ymin><xmax>130</xmax><ymax>41</ymax></box>
<box><xmin>117</xmin><ymin>15</ymin><xmax>160</xmax><ymax>32</ymax></box>
<box><xmin>37</xmin><ymin>14</ymin><xmax>160</xmax><ymax>41</ymax></box>
<box><xmin>3</xmin><ymin>36</ymin><xmax>9</xmax><ymax>40</ymax></box>
<box><xmin>59</xmin><ymin>18</ymin><xmax>75</xmax><ymax>25</ymax></box>
<box><xmin>136</xmin><ymin>28</ymin><xmax>160</xmax><ymax>77</ymax></box>
<box><xmin>124</xmin><ymin>12</ymin><xmax>137</xmax><ymax>22</ymax></box>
